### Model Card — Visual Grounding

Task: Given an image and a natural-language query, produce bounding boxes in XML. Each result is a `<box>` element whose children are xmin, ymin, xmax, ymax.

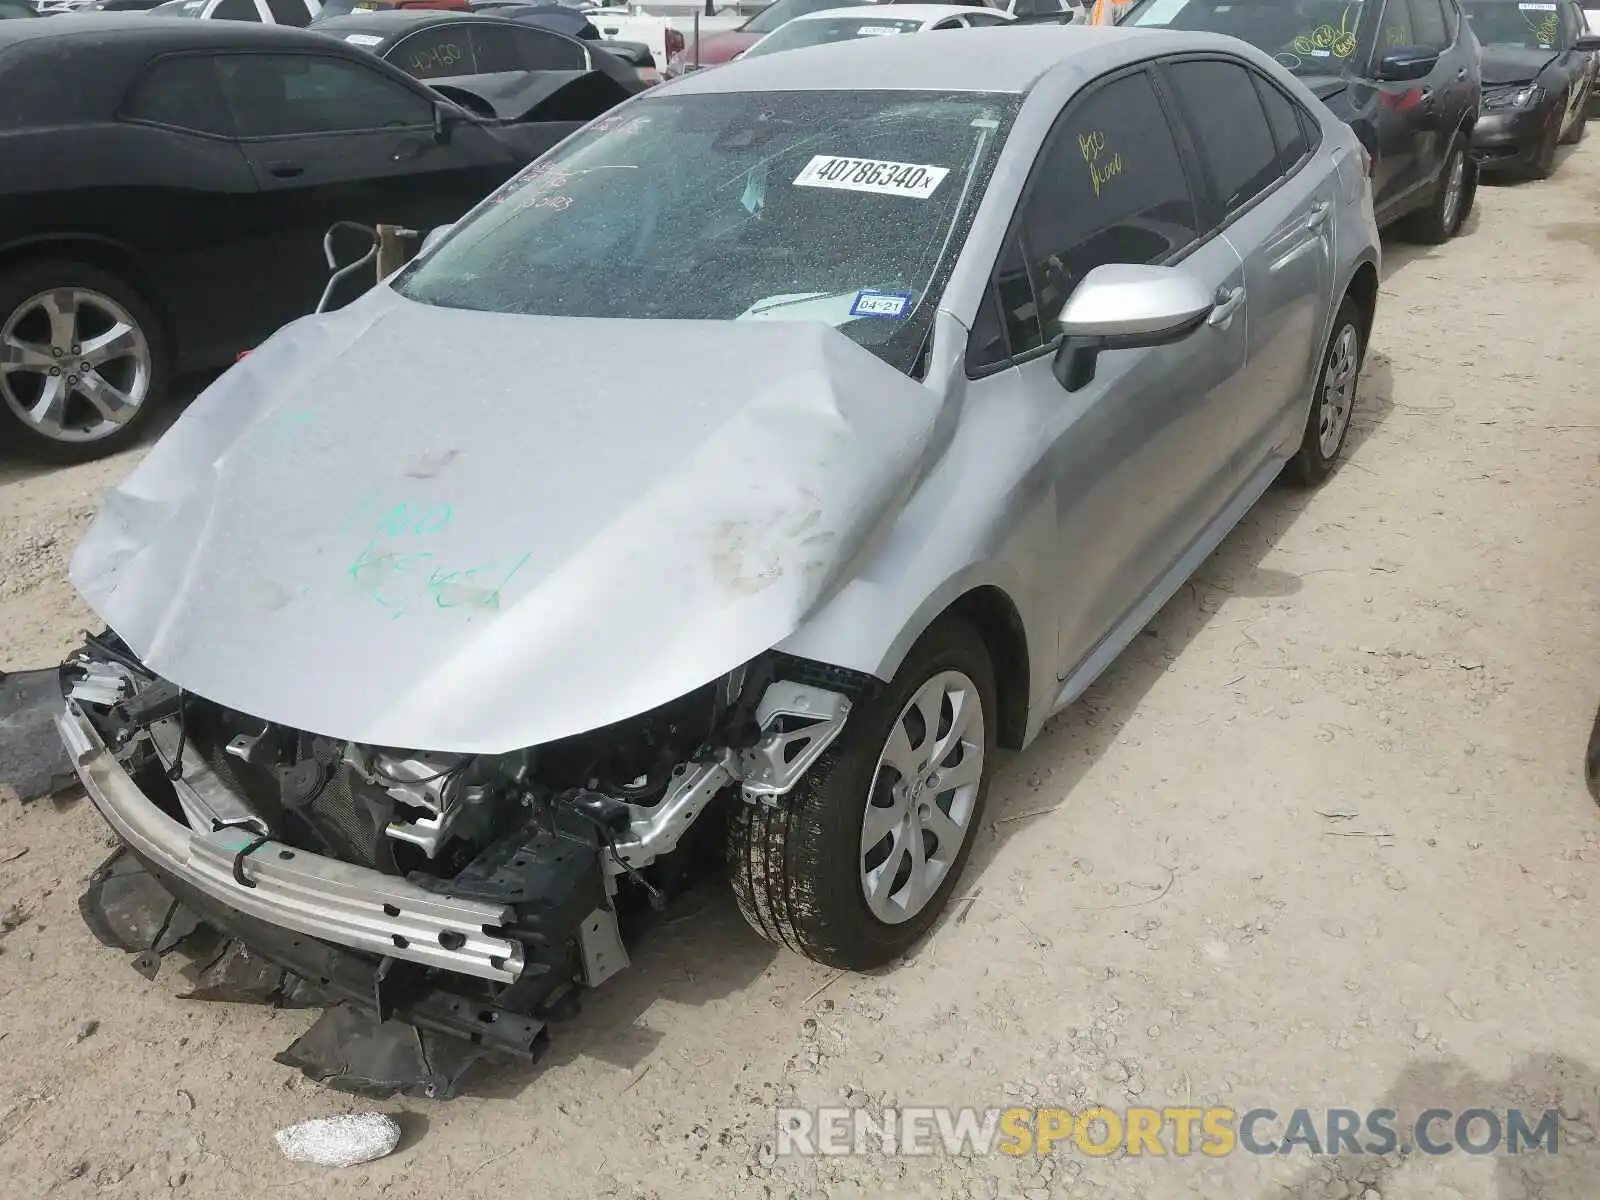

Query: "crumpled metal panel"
<box><xmin>69</xmin><ymin>289</ymin><xmax>941</xmax><ymax>754</ymax></box>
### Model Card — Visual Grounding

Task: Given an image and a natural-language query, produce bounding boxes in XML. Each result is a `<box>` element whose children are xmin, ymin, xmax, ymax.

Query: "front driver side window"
<box><xmin>969</xmin><ymin>68</ymin><xmax>1200</xmax><ymax>369</ymax></box>
<box><xmin>217</xmin><ymin>53</ymin><xmax>436</xmax><ymax>137</ymax></box>
<box><xmin>1376</xmin><ymin>0</ymin><xmax>1417</xmax><ymax>56</ymax></box>
<box><xmin>213</xmin><ymin>0</ymin><xmax>261</xmax><ymax>19</ymax></box>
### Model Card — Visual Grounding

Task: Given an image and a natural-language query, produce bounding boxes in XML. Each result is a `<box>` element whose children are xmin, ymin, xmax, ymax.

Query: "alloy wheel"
<box><xmin>1318</xmin><ymin>322</ymin><xmax>1360</xmax><ymax>459</ymax></box>
<box><xmin>0</xmin><ymin>287</ymin><xmax>152</xmax><ymax>444</ymax></box>
<box><xmin>860</xmin><ymin>669</ymin><xmax>986</xmax><ymax>925</ymax></box>
<box><xmin>1441</xmin><ymin>150</ymin><xmax>1466</xmax><ymax>234</ymax></box>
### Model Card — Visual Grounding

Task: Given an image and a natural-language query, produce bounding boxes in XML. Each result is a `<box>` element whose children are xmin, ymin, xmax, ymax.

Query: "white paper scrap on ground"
<box><xmin>274</xmin><ymin>1113</ymin><xmax>402</xmax><ymax>1168</ymax></box>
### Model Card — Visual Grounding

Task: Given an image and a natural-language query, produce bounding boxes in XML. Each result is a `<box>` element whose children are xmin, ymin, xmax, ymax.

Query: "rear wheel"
<box><xmin>0</xmin><ymin>259</ymin><xmax>168</xmax><ymax>464</ymax></box>
<box><xmin>1401</xmin><ymin>133</ymin><xmax>1472</xmax><ymax>244</ymax></box>
<box><xmin>728</xmin><ymin>616</ymin><xmax>996</xmax><ymax>971</ymax></box>
<box><xmin>1285</xmin><ymin>296</ymin><xmax>1366</xmax><ymax>487</ymax></box>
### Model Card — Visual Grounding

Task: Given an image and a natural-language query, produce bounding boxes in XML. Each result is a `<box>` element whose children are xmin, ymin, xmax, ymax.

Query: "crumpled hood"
<box><xmin>1480</xmin><ymin>48</ymin><xmax>1558</xmax><ymax>85</ymax></box>
<box><xmin>1301</xmin><ymin>74</ymin><xmax>1349</xmax><ymax>104</ymax></box>
<box><xmin>70</xmin><ymin>290</ymin><xmax>942</xmax><ymax>754</ymax></box>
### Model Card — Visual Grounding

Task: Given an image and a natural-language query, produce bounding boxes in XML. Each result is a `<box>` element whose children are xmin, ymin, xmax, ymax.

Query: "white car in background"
<box><xmin>148</xmin><ymin>0</ymin><xmax>320</xmax><ymax>22</ymax></box>
<box><xmin>735</xmin><ymin>0</ymin><xmax>1012</xmax><ymax>57</ymax></box>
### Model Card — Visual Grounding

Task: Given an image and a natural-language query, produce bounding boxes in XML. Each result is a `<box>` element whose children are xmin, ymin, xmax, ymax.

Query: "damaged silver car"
<box><xmin>59</xmin><ymin>26</ymin><xmax>1380</xmax><ymax>1096</ymax></box>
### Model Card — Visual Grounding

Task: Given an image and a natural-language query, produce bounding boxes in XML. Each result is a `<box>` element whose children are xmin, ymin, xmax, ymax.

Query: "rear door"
<box><xmin>1404</xmin><ymin>0</ymin><xmax>1459</xmax><ymax>187</ymax></box>
<box><xmin>962</xmin><ymin>65</ymin><xmax>1250</xmax><ymax>681</ymax></box>
<box><xmin>1160</xmin><ymin>55</ymin><xmax>1332</xmax><ymax>475</ymax></box>
<box><xmin>217</xmin><ymin>51</ymin><xmax>515</xmax><ymax>316</ymax></box>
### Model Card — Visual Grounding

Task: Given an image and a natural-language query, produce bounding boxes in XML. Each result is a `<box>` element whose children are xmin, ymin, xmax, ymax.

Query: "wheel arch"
<box><xmin>1342</xmin><ymin>257</ymin><xmax>1379</xmax><ymax>344</ymax></box>
<box><xmin>0</xmin><ymin>235</ymin><xmax>174</xmax><ymax>359</ymax></box>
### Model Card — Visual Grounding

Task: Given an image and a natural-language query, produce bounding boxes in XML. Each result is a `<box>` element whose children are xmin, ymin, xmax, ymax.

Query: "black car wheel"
<box><xmin>0</xmin><ymin>259</ymin><xmax>169</xmax><ymax>464</ymax></box>
<box><xmin>1285</xmin><ymin>296</ymin><xmax>1366</xmax><ymax>487</ymax></box>
<box><xmin>1529</xmin><ymin>101</ymin><xmax>1564</xmax><ymax>177</ymax></box>
<box><xmin>727</xmin><ymin>616</ymin><xmax>996</xmax><ymax>971</ymax></box>
<box><xmin>1559</xmin><ymin>94</ymin><xmax>1587</xmax><ymax>145</ymax></box>
<box><xmin>1401</xmin><ymin>132</ymin><xmax>1472</xmax><ymax>244</ymax></box>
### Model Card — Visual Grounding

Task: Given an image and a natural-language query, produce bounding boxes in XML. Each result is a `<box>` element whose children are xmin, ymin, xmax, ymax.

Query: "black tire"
<box><xmin>1529</xmin><ymin>104</ymin><xmax>1563</xmax><ymax>177</ymax></box>
<box><xmin>1559</xmin><ymin>96</ymin><xmax>1586</xmax><ymax>145</ymax></box>
<box><xmin>1285</xmin><ymin>296</ymin><xmax>1367</xmax><ymax>487</ymax></box>
<box><xmin>1400</xmin><ymin>133</ymin><xmax>1472</xmax><ymax>244</ymax></box>
<box><xmin>0</xmin><ymin>258</ymin><xmax>169</xmax><ymax>464</ymax></box>
<box><xmin>1586</xmin><ymin>701</ymin><xmax>1600</xmax><ymax>806</ymax></box>
<box><xmin>728</xmin><ymin>616</ymin><xmax>997</xmax><ymax>971</ymax></box>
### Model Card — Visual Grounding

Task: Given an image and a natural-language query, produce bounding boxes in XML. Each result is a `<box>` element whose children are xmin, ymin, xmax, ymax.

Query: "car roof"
<box><xmin>0</xmin><ymin>11</ymin><xmax>339</xmax><ymax>50</ymax></box>
<box><xmin>785</xmin><ymin>4</ymin><xmax>1006</xmax><ymax>20</ymax></box>
<box><xmin>314</xmin><ymin>8</ymin><xmax>493</xmax><ymax>33</ymax></box>
<box><xmin>663</xmin><ymin>24</ymin><xmax>1215</xmax><ymax>95</ymax></box>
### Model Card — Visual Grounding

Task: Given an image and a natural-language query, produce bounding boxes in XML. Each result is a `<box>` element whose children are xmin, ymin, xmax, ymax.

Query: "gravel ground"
<box><xmin>2</xmin><ymin>144</ymin><xmax>1599</xmax><ymax>1200</ymax></box>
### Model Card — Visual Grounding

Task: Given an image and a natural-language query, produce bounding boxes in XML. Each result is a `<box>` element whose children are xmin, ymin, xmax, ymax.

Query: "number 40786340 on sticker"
<box><xmin>793</xmin><ymin>155</ymin><xmax>951</xmax><ymax>199</ymax></box>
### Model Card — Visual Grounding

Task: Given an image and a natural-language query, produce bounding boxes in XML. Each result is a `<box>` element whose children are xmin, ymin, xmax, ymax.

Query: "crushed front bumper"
<box><xmin>57</xmin><ymin>700</ymin><xmax>525</xmax><ymax>983</ymax></box>
<box><xmin>1471</xmin><ymin>108</ymin><xmax>1555</xmax><ymax>170</ymax></box>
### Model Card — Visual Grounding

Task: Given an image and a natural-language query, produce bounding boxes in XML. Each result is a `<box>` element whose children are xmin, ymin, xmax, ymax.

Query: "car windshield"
<box><xmin>741</xmin><ymin>13</ymin><xmax>923</xmax><ymax>54</ymax></box>
<box><xmin>150</xmin><ymin>0</ymin><xmax>206</xmax><ymax>13</ymax></box>
<box><xmin>0</xmin><ymin>0</ymin><xmax>38</xmax><ymax>16</ymax></box>
<box><xmin>1462</xmin><ymin>0</ymin><xmax>1567</xmax><ymax>47</ymax></box>
<box><xmin>394</xmin><ymin>89</ymin><xmax>1017</xmax><ymax>373</ymax></box>
<box><xmin>742</xmin><ymin>0</ymin><xmax>874</xmax><ymax>33</ymax></box>
<box><xmin>1123</xmin><ymin>0</ymin><xmax>1368</xmax><ymax>73</ymax></box>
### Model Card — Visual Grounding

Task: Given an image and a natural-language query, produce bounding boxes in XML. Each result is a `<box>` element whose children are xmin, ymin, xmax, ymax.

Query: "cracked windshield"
<box><xmin>394</xmin><ymin>90</ymin><xmax>1016</xmax><ymax>370</ymax></box>
<box><xmin>1462</xmin><ymin>0</ymin><xmax>1568</xmax><ymax>47</ymax></box>
<box><xmin>1124</xmin><ymin>0</ymin><xmax>1369</xmax><ymax>74</ymax></box>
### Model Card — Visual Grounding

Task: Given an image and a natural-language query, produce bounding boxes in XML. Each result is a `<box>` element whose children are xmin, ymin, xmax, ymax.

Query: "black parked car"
<box><xmin>466</xmin><ymin>0</ymin><xmax>658</xmax><ymax>72</ymax></box>
<box><xmin>1466</xmin><ymin>0</ymin><xmax>1600</xmax><ymax>174</ymax></box>
<box><xmin>0</xmin><ymin>16</ymin><xmax>628</xmax><ymax>462</ymax></box>
<box><xmin>1123</xmin><ymin>0</ymin><xmax>1484</xmax><ymax>244</ymax></box>
<box><xmin>311</xmin><ymin>8</ymin><xmax>650</xmax><ymax>89</ymax></box>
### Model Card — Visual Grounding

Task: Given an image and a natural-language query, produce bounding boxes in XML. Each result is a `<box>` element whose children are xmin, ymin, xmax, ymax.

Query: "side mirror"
<box><xmin>1576</xmin><ymin>33</ymin><xmax>1600</xmax><ymax>50</ymax></box>
<box><xmin>420</xmin><ymin>223</ymin><xmax>454</xmax><ymax>255</ymax></box>
<box><xmin>1375</xmin><ymin>45</ymin><xmax>1440</xmax><ymax>81</ymax></box>
<box><xmin>1051</xmin><ymin>263</ymin><xmax>1216</xmax><ymax>392</ymax></box>
<box><xmin>432</xmin><ymin>99</ymin><xmax>464</xmax><ymax>143</ymax></box>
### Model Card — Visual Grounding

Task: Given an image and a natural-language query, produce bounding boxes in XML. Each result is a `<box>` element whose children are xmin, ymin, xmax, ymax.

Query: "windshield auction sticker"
<box><xmin>793</xmin><ymin>156</ymin><xmax>950</xmax><ymax>199</ymax></box>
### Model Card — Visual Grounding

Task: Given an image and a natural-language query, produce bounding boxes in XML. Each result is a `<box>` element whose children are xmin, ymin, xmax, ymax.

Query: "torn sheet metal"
<box><xmin>0</xmin><ymin>667</ymin><xmax>77</xmax><ymax>801</ymax></box>
<box><xmin>69</xmin><ymin>289</ymin><xmax>941</xmax><ymax>754</ymax></box>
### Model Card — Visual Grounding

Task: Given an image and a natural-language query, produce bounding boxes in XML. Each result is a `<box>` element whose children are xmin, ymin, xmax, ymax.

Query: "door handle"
<box><xmin>1303</xmin><ymin>201</ymin><xmax>1332</xmax><ymax>230</ymax></box>
<box><xmin>265</xmin><ymin>161</ymin><xmax>304</xmax><ymax>179</ymax></box>
<box><xmin>1456</xmin><ymin>67</ymin><xmax>1468</xmax><ymax>79</ymax></box>
<box><xmin>1207</xmin><ymin>285</ymin><xmax>1245</xmax><ymax>328</ymax></box>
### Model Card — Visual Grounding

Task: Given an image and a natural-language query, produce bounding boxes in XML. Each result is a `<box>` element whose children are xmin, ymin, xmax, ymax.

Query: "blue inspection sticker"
<box><xmin>849</xmin><ymin>290</ymin><xmax>914</xmax><ymax>319</ymax></box>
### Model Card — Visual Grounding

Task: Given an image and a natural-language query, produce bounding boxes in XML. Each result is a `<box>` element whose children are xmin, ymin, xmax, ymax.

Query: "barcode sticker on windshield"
<box><xmin>1519</xmin><ymin>3</ymin><xmax>1556</xmax><ymax>8</ymax></box>
<box><xmin>856</xmin><ymin>24</ymin><xmax>908</xmax><ymax>34</ymax></box>
<box><xmin>793</xmin><ymin>156</ymin><xmax>950</xmax><ymax>199</ymax></box>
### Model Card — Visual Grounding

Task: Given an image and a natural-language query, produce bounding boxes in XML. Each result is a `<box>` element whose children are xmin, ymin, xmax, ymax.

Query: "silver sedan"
<box><xmin>61</xmin><ymin>24</ymin><xmax>1380</xmax><ymax>1074</ymax></box>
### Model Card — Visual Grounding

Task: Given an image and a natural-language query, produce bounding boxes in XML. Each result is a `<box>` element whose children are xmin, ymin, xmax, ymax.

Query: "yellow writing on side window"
<box><xmin>1078</xmin><ymin>129</ymin><xmax>1123</xmax><ymax>198</ymax></box>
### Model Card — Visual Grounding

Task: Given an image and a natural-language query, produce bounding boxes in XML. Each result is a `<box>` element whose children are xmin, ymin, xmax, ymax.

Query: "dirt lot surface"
<box><xmin>3</xmin><ymin>146</ymin><xmax>1600</xmax><ymax>1200</ymax></box>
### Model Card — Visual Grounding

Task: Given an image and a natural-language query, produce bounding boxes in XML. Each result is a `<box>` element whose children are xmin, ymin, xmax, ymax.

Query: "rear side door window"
<box><xmin>1162</xmin><ymin>58</ymin><xmax>1282</xmax><ymax>216</ymax></box>
<box><xmin>968</xmin><ymin>68</ymin><xmax>1200</xmax><ymax>370</ymax></box>
<box><xmin>123</xmin><ymin>54</ymin><xmax>235</xmax><ymax>136</ymax></box>
<box><xmin>264</xmin><ymin>0</ymin><xmax>311</xmax><ymax>24</ymax></box>
<box><xmin>1253</xmin><ymin>73</ymin><xmax>1313</xmax><ymax>173</ymax></box>
<box><xmin>472</xmin><ymin>25</ymin><xmax>589</xmax><ymax>70</ymax></box>
<box><xmin>392</xmin><ymin>26</ymin><xmax>477</xmax><ymax>77</ymax></box>
<box><xmin>1406</xmin><ymin>0</ymin><xmax>1451</xmax><ymax>48</ymax></box>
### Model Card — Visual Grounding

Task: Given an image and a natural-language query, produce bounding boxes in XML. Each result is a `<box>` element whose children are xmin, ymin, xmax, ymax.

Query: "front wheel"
<box><xmin>1529</xmin><ymin>103</ymin><xmax>1564</xmax><ymax>177</ymax></box>
<box><xmin>1285</xmin><ymin>296</ymin><xmax>1367</xmax><ymax>487</ymax></box>
<box><xmin>728</xmin><ymin>616</ymin><xmax>996</xmax><ymax>970</ymax></box>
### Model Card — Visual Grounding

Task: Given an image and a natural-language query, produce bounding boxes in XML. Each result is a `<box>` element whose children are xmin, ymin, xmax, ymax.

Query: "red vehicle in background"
<box><xmin>662</xmin><ymin>0</ymin><xmax>874</xmax><ymax>75</ymax></box>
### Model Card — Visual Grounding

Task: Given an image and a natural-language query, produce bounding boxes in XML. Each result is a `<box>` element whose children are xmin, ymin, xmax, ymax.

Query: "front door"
<box><xmin>217</xmin><ymin>51</ymin><xmax>513</xmax><ymax>322</ymax></box>
<box><xmin>1365</xmin><ymin>0</ymin><xmax>1431</xmax><ymax>209</ymax></box>
<box><xmin>962</xmin><ymin>67</ymin><xmax>1252</xmax><ymax>685</ymax></box>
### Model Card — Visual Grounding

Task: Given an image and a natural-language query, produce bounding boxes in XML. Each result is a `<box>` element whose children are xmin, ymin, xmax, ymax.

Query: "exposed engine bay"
<box><xmin>62</xmin><ymin>628</ymin><xmax>865</xmax><ymax>1098</ymax></box>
